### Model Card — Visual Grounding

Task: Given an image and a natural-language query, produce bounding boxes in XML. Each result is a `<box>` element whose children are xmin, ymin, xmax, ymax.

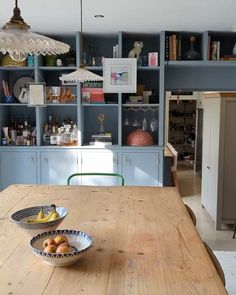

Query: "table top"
<box><xmin>0</xmin><ymin>185</ymin><xmax>227</xmax><ymax>295</ymax></box>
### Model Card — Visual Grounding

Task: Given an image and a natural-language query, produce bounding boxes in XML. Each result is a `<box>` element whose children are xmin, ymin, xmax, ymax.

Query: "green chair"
<box><xmin>67</xmin><ymin>173</ymin><xmax>125</xmax><ymax>186</ymax></box>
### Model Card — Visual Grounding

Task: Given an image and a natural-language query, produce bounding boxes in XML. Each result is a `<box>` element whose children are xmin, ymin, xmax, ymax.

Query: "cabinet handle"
<box><xmin>44</xmin><ymin>157</ymin><xmax>48</xmax><ymax>163</ymax></box>
<box><xmin>207</xmin><ymin>166</ymin><xmax>210</xmax><ymax>169</ymax></box>
<box><xmin>125</xmin><ymin>157</ymin><xmax>131</xmax><ymax>164</ymax></box>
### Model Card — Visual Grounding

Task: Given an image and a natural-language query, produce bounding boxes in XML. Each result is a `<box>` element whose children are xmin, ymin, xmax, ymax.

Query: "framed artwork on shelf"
<box><xmin>28</xmin><ymin>82</ymin><xmax>46</xmax><ymax>106</ymax></box>
<box><xmin>103</xmin><ymin>58</ymin><xmax>137</xmax><ymax>93</ymax></box>
<box><xmin>148</xmin><ymin>52</ymin><xmax>158</xmax><ymax>66</ymax></box>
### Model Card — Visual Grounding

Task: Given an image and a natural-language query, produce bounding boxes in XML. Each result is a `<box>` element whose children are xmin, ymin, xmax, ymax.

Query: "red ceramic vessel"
<box><xmin>127</xmin><ymin>129</ymin><xmax>154</xmax><ymax>146</ymax></box>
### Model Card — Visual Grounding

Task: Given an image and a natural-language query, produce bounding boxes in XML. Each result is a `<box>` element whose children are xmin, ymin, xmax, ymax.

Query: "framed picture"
<box><xmin>28</xmin><ymin>82</ymin><xmax>46</xmax><ymax>106</ymax></box>
<box><xmin>103</xmin><ymin>58</ymin><xmax>137</xmax><ymax>93</ymax></box>
<box><xmin>148</xmin><ymin>52</ymin><xmax>158</xmax><ymax>66</ymax></box>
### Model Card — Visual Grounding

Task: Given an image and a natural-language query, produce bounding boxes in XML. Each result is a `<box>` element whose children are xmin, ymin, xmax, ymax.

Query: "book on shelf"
<box><xmin>126</xmin><ymin>95</ymin><xmax>143</xmax><ymax>103</ymax></box>
<box><xmin>166</xmin><ymin>34</ymin><xmax>182</xmax><ymax>61</ymax></box>
<box><xmin>169</xmin><ymin>35</ymin><xmax>173</xmax><ymax>60</ymax></box>
<box><xmin>89</xmin><ymin>141</ymin><xmax>112</xmax><ymax>146</ymax></box>
<box><xmin>82</xmin><ymin>87</ymin><xmax>104</xmax><ymax>103</ymax></box>
<box><xmin>165</xmin><ymin>35</ymin><xmax>169</xmax><ymax>60</ymax></box>
<box><xmin>177</xmin><ymin>34</ymin><xmax>182</xmax><ymax>60</ymax></box>
<box><xmin>91</xmin><ymin>134</ymin><xmax>112</xmax><ymax>139</ymax></box>
<box><xmin>220</xmin><ymin>55</ymin><xmax>236</xmax><ymax>61</ymax></box>
<box><xmin>208</xmin><ymin>36</ymin><xmax>211</xmax><ymax>60</ymax></box>
<box><xmin>83</xmin><ymin>82</ymin><xmax>103</xmax><ymax>88</ymax></box>
<box><xmin>172</xmin><ymin>34</ymin><xmax>177</xmax><ymax>61</ymax></box>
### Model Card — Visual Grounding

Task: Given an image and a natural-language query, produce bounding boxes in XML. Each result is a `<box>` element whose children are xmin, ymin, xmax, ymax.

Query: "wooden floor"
<box><xmin>177</xmin><ymin>167</ymin><xmax>235</xmax><ymax>250</ymax></box>
<box><xmin>177</xmin><ymin>167</ymin><xmax>236</xmax><ymax>295</ymax></box>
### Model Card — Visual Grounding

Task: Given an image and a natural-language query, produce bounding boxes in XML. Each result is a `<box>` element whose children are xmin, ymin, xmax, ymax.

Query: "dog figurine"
<box><xmin>128</xmin><ymin>41</ymin><xmax>143</xmax><ymax>59</ymax></box>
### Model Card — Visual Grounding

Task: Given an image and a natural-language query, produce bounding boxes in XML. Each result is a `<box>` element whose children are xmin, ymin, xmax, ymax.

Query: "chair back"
<box><xmin>203</xmin><ymin>242</ymin><xmax>226</xmax><ymax>287</ymax></box>
<box><xmin>67</xmin><ymin>173</ymin><xmax>125</xmax><ymax>186</ymax></box>
<box><xmin>185</xmin><ymin>204</ymin><xmax>197</xmax><ymax>226</ymax></box>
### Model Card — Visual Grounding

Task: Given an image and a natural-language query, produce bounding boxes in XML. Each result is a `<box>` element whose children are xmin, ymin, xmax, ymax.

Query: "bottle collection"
<box><xmin>42</xmin><ymin>116</ymin><xmax>78</xmax><ymax>146</ymax></box>
<box><xmin>1</xmin><ymin>116</ymin><xmax>36</xmax><ymax>146</ymax></box>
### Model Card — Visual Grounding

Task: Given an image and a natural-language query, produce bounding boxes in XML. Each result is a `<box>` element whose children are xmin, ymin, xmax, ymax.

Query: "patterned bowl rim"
<box><xmin>11</xmin><ymin>206</ymin><xmax>68</xmax><ymax>225</ymax></box>
<box><xmin>30</xmin><ymin>229</ymin><xmax>93</xmax><ymax>258</ymax></box>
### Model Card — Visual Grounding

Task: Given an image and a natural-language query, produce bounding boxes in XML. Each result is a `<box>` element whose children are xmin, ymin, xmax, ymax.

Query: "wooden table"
<box><xmin>0</xmin><ymin>185</ymin><xmax>227</xmax><ymax>294</ymax></box>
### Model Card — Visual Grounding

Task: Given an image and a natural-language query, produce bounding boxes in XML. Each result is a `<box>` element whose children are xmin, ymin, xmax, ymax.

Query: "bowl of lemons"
<box><xmin>11</xmin><ymin>204</ymin><xmax>68</xmax><ymax>237</ymax></box>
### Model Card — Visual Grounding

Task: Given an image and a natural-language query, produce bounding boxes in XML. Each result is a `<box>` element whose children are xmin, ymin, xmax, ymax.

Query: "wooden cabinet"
<box><xmin>40</xmin><ymin>151</ymin><xmax>79</xmax><ymax>185</ymax></box>
<box><xmin>202</xmin><ymin>92</ymin><xmax>236</xmax><ymax>229</ymax></box>
<box><xmin>81</xmin><ymin>150</ymin><xmax>118</xmax><ymax>185</ymax></box>
<box><xmin>0</xmin><ymin>151</ymin><xmax>37</xmax><ymax>190</ymax></box>
<box><xmin>121</xmin><ymin>151</ymin><xmax>160</xmax><ymax>186</ymax></box>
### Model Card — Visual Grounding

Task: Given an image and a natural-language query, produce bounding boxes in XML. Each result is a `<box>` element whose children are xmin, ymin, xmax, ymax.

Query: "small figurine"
<box><xmin>128</xmin><ymin>41</ymin><xmax>143</xmax><ymax>59</ymax></box>
<box><xmin>98</xmin><ymin>114</ymin><xmax>105</xmax><ymax>134</ymax></box>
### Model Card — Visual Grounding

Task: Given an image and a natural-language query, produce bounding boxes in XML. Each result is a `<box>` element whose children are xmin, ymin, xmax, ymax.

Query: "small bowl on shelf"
<box><xmin>11</xmin><ymin>205</ymin><xmax>68</xmax><ymax>237</ymax></box>
<box><xmin>30</xmin><ymin>229</ymin><xmax>93</xmax><ymax>266</ymax></box>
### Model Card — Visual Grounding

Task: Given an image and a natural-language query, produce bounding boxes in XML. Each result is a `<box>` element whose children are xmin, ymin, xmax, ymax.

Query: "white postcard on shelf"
<box><xmin>28</xmin><ymin>83</ymin><xmax>46</xmax><ymax>106</ymax></box>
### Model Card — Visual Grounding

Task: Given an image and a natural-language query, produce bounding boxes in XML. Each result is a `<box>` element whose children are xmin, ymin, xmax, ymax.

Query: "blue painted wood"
<box><xmin>40</xmin><ymin>151</ymin><xmax>79</xmax><ymax>185</ymax></box>
<box><xmin>121</xmin><ymin>152</ymin><xmax>160</xmax><ymax>186</ymax></box>
<box><xmin>0</xmin><ymin>151</ymin><xmax>37</xmax><ymax>189</ymax></box>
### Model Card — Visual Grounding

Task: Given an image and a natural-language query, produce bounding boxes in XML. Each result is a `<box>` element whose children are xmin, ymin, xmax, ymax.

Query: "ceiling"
<box><xmin>2</xmin><ymin>0</ymin><xmax>236</xmax><ymax>35</ymax></box>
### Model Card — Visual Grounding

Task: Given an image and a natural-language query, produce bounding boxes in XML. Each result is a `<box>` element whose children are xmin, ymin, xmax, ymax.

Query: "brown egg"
<box><xmin>43</xmin><ymin>238</ymin><xmax>56</xmax><ymax>249</ymax></box>
<box><xmin>54</xmin><ymin>235</ymin><xmax>68</xmax><ymax>246</ymax></box>
<box><xmin>43</xmin><ymin>245</ymin><xmax>57</xmax><ymax>253</ymax></box>
<box><xmin>56</xmin><ymin>244</ymin><xmax>71</xmax><ymax>254</ymax></box>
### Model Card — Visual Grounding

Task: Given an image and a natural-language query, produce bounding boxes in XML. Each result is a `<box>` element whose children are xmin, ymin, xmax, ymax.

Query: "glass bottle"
<box><xmin>50</xmin><ymin>126</ymin><xmax>57</xmax><ymax>145</ymax></box>
<box><xmin>184</xmin><ymin>36</ymin><xmax>200</xmax><ymax>60</ymax></box>
<box><xmin>43</xmin><ymin>124</ymin><xmax>50</xmax><ymax>145</ymax></box>
<box><xmin>71</xmin><ymin>124</ymin><xmax>78</xmax><ymax>144</ymax></box>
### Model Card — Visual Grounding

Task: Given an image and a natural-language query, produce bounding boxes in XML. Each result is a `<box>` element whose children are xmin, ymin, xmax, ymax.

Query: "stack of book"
<box><xmin>89</xmin><ymin>133</ymin><xmax>112</xmax><ymax>146</ymax></box>
<box><xmin>165</xmin><ymin>34</ymin><xmax>182</xmax><ymax>61</ymax></box>
<box><xmin>126</xmin><ymin>96</ymin><xmax>143</xmax><ymax>104</ymax></box>
<box><xmin>220</xmin><ymin>55</ymin><xmax>236</xmax><ymax>61</ymax></box>
<box><xmin>82</xmin><ymin>82</ymin><xmax>105</xmax><ymax>103</ymax></box>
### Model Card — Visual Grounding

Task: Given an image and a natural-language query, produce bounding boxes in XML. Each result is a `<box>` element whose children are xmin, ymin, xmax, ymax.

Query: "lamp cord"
<box><xmin>80</xmin><ymin>0</ymin><xmax>83</xmax><ymax>67</ymax></box>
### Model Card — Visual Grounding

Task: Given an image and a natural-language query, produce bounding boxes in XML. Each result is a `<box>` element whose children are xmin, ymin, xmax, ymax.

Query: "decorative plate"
<box><xmin>13</xmin><ymin>76</ymin><xmax>34</xmax><ymax>103</ymax></box>
<box><xmin>30</xmin><ymin>229</ymin><xmax>93</xmax><ymax>266</ymax></box>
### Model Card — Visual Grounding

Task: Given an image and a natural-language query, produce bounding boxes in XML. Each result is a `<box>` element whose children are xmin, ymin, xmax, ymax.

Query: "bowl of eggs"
<box><xmin>30</xmin><ymin>229</ymin><xmax>93</xmax><ymax>266</ymax></box>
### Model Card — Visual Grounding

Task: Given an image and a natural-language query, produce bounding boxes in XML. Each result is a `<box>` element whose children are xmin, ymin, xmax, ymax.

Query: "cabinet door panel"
<box><xmin>1</xmin><ymin>151</ymin><xmax>37</xmax><ymax>190</ymax></box>
<box><xmin>122</xmin><ymin>152</ymin><xmax>159</xmax><ymax>186</ymax></box>
<box><xmin>41</xmin><ymin>151</ymin><xmax>78</xmax><ymax>185</ymax></box>
<box><xmin>81</xmin><ymin>151</ymin><xmax>118</xmax><ymax>185</ymax></box>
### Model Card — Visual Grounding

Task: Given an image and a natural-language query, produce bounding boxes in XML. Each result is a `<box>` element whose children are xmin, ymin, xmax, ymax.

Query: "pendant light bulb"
<box><xmin>0</xmin><ymin>0</ymin><xmax>70</xmax><ymax>60</ymax></box>
<box><xmin>9</xmin><ymin>51</ymin><xmax>28</xmax><ymax>62</ymax></box>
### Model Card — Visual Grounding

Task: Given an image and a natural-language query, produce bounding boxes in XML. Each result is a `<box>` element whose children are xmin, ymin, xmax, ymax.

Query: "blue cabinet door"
<box><xmin>121</xmin><ymin>152</ymin><xmax>160</xmax><ymax>186</ymax></box>
<box><xmin>0</xmin><ymin>151</ymin><xmax>37</xmax><ymax>190</ymax></box>
<box><xmin>81</xmin><ymin>151</ymin><xmax>118</xmax><ymax>185</ymax></box>
<box><xmin>40</xmin><ymin>151</ymin><xmax>78</xmax><ymax>185</ymax></box>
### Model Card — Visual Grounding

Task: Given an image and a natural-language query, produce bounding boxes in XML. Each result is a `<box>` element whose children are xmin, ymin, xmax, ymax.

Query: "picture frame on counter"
<box><xmin>28</xmin><ymin>82</ymin><xmax>46</xmax><ymax>106</ymax></box>
<box><xmin>103</xmin><ymin>58</ymin><xmax>137</xmax><ymax>93</ymax></box>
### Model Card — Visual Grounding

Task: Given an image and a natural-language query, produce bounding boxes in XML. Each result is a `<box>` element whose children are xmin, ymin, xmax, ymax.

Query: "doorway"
<box><xmin>165</xmin><ymin>91</ymin><xmax>198</xmax><ymax>171</ymax></box>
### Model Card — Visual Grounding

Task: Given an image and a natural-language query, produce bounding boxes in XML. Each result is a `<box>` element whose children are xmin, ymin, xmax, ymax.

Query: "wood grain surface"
<box><xmin>0</xmin><ymin>185</ymin><xmax>227</xmax><ymax>295</ymax></box>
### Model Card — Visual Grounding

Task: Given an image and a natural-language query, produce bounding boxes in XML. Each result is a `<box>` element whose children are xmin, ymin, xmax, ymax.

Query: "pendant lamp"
<box><xmin>0</xmin><ymin>0</ymin><xmax>70</xmax><ymax>62</ymax></box>
<box><xmin>59</xmin><ymin>0</ymin><xmax>104</xmax><ymax>83</ymax></box>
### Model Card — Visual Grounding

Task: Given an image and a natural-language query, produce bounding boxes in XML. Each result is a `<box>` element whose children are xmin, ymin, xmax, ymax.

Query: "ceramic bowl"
<box><xmin>30</xmin><ymin>229</ymin><xmax>92</xmax><ymax>266</ymax></box>
<box><xmin>11</xmin><ymin>205</ymin><xmax>68</xmax><ymax>237</ymax></box>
